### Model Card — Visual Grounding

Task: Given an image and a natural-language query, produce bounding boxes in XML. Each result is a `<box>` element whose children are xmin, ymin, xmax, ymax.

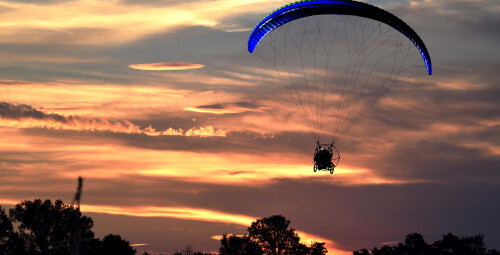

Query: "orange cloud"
<box><xmin>129</xmin><ymin>62</ymin><xmax>205</xmax><ymax>71</ymax></box>
<box><xmin>130</xmin><ymin>244</ymin><xmax>149</xmax><ymax>247</ymax></box>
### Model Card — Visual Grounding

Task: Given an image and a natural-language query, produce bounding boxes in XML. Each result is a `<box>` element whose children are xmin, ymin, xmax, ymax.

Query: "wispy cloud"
<box><xmin>129</xmin><ymin>62</ymin><xmax>205</xmax><ymax>71</ymax></box>
<box><xmin>0</xmin><ymin>102</ymin><xmax>226</xmax><ymax>137</ymax></box>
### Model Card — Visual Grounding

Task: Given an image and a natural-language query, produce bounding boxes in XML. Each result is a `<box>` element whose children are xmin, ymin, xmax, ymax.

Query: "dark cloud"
<box><xmin>367</xmin><ymin>85</ymin><xmax>500</xmax><ymax>130</ymax></box>
<box><xmin>194</xmin><ymin>101</ymin><xmax>260</xmax><ymax>110</ymax></box>
<box><xmin>0</xmin><ymin>102</ymin><xmax>67</xmax><ymax>122</ymax></box>
<box><xmin>402</xmin><ymin>0</ymin><xmax>500</xmax><ymax>39</ymax></box>
<box><xmin>196</xmin><ymin>103</ymin><xmax>226</xmax><ymax>110</ymax></box>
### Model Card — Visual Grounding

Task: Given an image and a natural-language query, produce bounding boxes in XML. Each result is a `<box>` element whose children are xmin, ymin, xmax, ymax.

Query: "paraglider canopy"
<box><xmin>248</xmin><ymin>0</ymin><xmax>432</xmax><ymax>75</ymax></box>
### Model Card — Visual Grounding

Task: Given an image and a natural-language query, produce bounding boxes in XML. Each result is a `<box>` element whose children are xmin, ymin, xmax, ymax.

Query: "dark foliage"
<box><xmin>219</xmin><ymin>234</ymin><xmax>263</xmax><ymax>255</ymax></box>
<box><xmin>0</xmin><ymin>200</ymin><xmax>136</xmax><ymax>255</ymax></box>
<box><xmin>310</xmin><ymin>242</ymin><xmax>328</xmax><ymax>255</ymax></box>
<box><xmin>7</xmin><ymin>199</ymin><xmax>95</xmax><ymax>255</ymax></box>
<box><xmin>353</xmin><ymin>232</ymin><xmax>500</xmax><ymax>255</ymax></box>
<box><xmin>0</xmin><ymin>206</ymin><xmax>26</xmax><ymax>255</ymax></box>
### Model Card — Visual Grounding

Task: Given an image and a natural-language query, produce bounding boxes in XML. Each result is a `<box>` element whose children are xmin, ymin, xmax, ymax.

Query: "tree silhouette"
<box><xmin>94</xmin><ymin>234</ymin><xmax>136</xmax><ymax>255</ymax></box>
<box><xmin>8</xmin><ymin>199</ymin><xmax>95</xmax><ymax>255</ymax></box>
<box><xmin>1</xmin><ymin>199</ymin><xmax>136</xmax><ymax>255</ymax></box>
<box><xmin>248</xmin><ymin>215</ymin><xmax>308</xmax><ymax>255</ymax></box>
<box><xmin>219</xmin><ymin>215</ymin><xmax>327</xmax><ymax>255</ymax></box>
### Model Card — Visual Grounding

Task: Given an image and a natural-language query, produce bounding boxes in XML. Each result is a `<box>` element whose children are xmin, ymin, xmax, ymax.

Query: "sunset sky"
<box><xmin>1</xmin><ymin>0</ymin><xmax>499</xmax><ymax>254</ymax></box>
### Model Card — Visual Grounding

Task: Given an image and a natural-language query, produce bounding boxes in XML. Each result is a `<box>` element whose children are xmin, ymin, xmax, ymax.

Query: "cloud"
<box><xmin>128</xmin><ymin>62</ymin><xmax>205</xmax><ymax>71</ymax></box>
<box><xmin>0</xmin><ymin>102</ymin><xmax>226</xmax><ymax>137</ymax></box>
<box><xmin>371</xmin><ymin>140</ymin><xmax>500</xmax><ymax>183</ymax></box>
<box><xmin>0</xmin><ymin>0</ymin><xmax>280</xmax><ymax>45</ymax></box>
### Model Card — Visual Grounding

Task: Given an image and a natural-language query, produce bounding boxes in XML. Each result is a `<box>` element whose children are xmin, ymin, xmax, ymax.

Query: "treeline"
<box><xmin>2</xmin><ymin>199</ymin><xmax>499</xmax><ymax>255</ymax></box>
<box><xmin>354</xmin><ymin>232</ymin><xmax>500</xmax><ymax>255</ymax></box>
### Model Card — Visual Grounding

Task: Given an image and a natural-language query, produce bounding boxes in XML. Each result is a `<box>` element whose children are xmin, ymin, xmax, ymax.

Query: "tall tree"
<box><xmin>2</xmin><ymin>199</ymin><xmax>138</xmax><ymax>255</ymax></box>
<box><xmin>247</xmin><ymin>215</ymin><xmax>310</xmax><ymax>255</ymax></box>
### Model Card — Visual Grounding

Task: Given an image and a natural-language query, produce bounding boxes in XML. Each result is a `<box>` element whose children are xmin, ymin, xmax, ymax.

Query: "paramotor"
<box><xmin>248</xmin><ymin>0</ymin><xmax>432</xmax><ymax>173</ymax></box>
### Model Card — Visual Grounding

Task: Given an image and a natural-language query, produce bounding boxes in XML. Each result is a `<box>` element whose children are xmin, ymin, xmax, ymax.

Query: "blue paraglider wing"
<box><xmin>248</xmin><ymin>0</ymin><xmax>432</xmax><ymax>75</ymax></box>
